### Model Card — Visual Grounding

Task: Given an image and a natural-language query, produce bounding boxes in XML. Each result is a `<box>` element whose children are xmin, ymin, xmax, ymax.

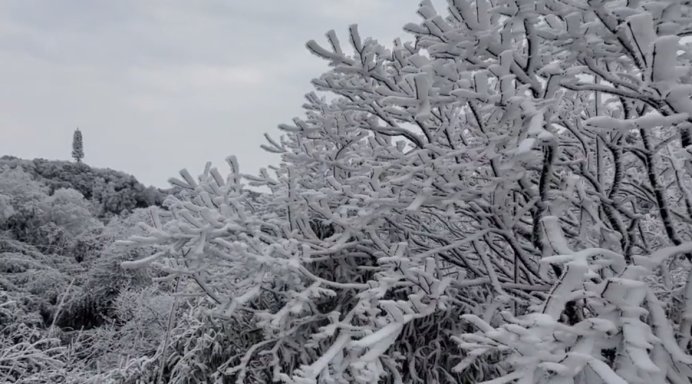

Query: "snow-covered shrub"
<box><xmin>55</xmin><ymin>286</ymin><xmax>175</xmax><ymax>377</ymax></box>
<box><xmin>0</xmin><ymin>167</ymin><xmax>50</xmax><ymax>242</ymax></box>
<box><xmin>122</xmin><ymin>0</ymin><xmax>692</xmax><ymax>383</ymax></box>
<box><xmin>0</xmin><ymin>292</ymin><xmax>67</xmax><ymax>383</ymax></box>
<box><xmin>70</xmin><ymin>227</ymin><xmax>106</xmax><ymax>263</ymax></box>
<box><xmin>59</xmin><ymin>208</ymin><xmax>165</xmax><ymax>330</ymax></box>
<box><xmin>39</xmin><ymin>188</ymin><xmax>102</xmax><ymax>239</ymax></box>
<box><xmin>455</xmin><ymin>240</ymin><xmax>692</xmax><ymax>383</ymax></box>
<box><xmin>0</xmin><ymin>193</ymin><xmax>15</xmax><ymax>221</ymax></box>
<box><xmin>0</xmin><ymin>166</ymin><xmax>48</xmax><ymax>206</ymax></box>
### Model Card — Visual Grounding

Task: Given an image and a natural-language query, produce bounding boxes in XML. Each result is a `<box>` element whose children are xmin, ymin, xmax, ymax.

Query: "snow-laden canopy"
<box><xmin>122</xmin><ymin>1</ymin><xmax>692</xmax><ymax>383</ymax></box>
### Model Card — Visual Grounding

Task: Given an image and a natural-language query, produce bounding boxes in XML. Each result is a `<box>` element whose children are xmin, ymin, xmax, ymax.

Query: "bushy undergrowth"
<box><xmin>0</xmin><ymin>160</ymin><xmax>169</xmax><ymax>383</ymax></box>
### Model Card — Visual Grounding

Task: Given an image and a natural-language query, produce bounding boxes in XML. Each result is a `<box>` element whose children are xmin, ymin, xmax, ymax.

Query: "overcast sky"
<box><xmin>0</xmin><ymin>1</ymin><xmax>441</xmax><ymax>187</ymax></box>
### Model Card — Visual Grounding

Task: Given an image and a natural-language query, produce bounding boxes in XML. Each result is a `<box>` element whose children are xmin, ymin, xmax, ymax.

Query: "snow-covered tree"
<box><xmin>72</xmin><ymin>128</ymin><xmax>84</xmax><ymax>163</ymax></box>
<box><xmin>39</xmin><ymin>188</ymin><xmax>102</xmax><ymax>238</ymax></box>
<box><xmin>123</xmin><ymin>1</ymin><xmax>692</xmax><ymax>383</ymax></box>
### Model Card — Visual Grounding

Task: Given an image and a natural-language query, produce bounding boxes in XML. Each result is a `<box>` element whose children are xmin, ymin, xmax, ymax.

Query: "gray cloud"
<box><xmin>0</xmin><ymin>0</ymin><xmax>437</xmax><ymax>186</ymax></box>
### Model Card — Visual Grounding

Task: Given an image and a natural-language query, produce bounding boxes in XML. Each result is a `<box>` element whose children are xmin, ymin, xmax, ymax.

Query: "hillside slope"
<box><xmin>0</xmin><ymin>157</ymin><xmax>173</xmax><ymax>383</ymax></box>
<box><xmin>1</xmin><ymin>156</ymin><xmax>165</xmax><ymax>217</ymax></box>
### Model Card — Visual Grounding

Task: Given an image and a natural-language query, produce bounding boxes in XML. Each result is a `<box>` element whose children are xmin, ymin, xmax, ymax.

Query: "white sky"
<box><xmin>0</xmin><ymin>1</ymin><xmax>443</xmax><ymax>187</ymax></box>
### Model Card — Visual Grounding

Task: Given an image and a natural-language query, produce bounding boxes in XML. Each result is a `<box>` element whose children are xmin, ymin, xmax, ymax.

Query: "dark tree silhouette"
<box><xmin>72</xmin><ymin>128</ymin><xmax>84</xmax><ymax>163</ymax></box>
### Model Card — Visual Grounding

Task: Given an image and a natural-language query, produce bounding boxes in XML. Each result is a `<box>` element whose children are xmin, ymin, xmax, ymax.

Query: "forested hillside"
<box><xmin>0</xmin><ymin>157</ymin><xmax>164</xmax><ymax>217</ymax></box>
<box><xmin>0</xmin><ymin>158</ymin><xmax>171</xmax><ymax>383</ymax></box>
<box><xmin>6</xmin><ymin>0</ymin><xmax>692</xmax><ymax>383</ymax></box>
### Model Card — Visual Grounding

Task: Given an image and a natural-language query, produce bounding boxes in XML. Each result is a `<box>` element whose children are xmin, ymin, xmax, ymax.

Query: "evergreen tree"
<box><xmin>72</xmin><ymin>128</ymin><xmax>84</xmax><ymax>163</ymax></box>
